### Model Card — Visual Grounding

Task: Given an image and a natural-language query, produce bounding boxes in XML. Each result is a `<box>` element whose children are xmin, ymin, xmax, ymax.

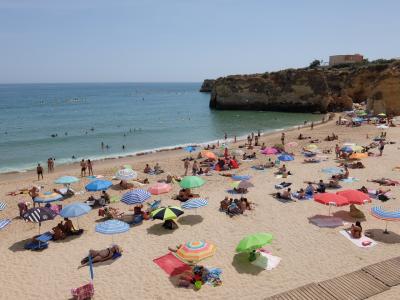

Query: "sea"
<box><xmin>0</xmin><ymin>82</ymin><xmax>321</xmax><ymax>173</ymax></box>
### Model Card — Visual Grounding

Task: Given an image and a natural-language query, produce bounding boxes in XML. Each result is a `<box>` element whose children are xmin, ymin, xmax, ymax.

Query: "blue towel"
<box><xmin>0</xmin><ymin>202</ymin><xmax>6</xmax><ymax>211</ymax></box>
<box><xmin>341</xmin><ymin>177</ymin><xmax>359</xmax><ymax>183</ymax></box>
<box><xmin>24</xmin><ymin>240</ymin><xmax>48</xmax><ymax>251</ymax></box>
<box><xmin>112</xmin><ymin>252</ymin><xmax>122</xmax><ymax>259</ymax></box>
<box><xmin>0</xmin><ymin>219</ymin><xmax>11</xmax><ymax>230</ymax></box>
<box><xmin>36</xmin><ymin>232</ymin><xmax>53</xmax><ymax>243</ymax></box>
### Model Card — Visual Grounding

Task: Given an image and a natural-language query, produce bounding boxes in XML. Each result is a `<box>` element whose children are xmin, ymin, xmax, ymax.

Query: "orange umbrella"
<box><xmin>201</xmin><ymin>150</ymin><xmax>217</xmax><ymax>160</ymax></box>
<box><xmin>349</xmin><ymin>152</ymin><xmax>368</xmax><ymax>160</ymax></box>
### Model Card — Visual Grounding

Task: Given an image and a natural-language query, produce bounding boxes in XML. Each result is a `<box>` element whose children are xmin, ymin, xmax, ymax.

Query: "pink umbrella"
<box><xmin>261</xmin><ymin>147</ymin><xmax>278</xmax><ymax>155</ymax></box>
<box><xmin>314</xmin><ymin>193</ymin><xmax>349</xmax><ymax>215</ymax></box>
<box><xmin>336</xmin><ymin>190</ymin><xmax>371</xmax><ymax>205</ymax></box>
<box><xmin>148</xmin><ymin>183</ymin><xmax>172</xmax><ymax>195</ymax></box>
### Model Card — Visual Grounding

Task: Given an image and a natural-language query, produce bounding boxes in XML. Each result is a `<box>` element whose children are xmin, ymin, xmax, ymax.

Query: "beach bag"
<box><xmin>378</xmin><ymin>194</ymin><xmax>389</xmax><ymax>202</ymax></box>
<box><xmin>71</xmin><ymin>282</ymin><xmax>94</xmax><ymax>300</ymax></box>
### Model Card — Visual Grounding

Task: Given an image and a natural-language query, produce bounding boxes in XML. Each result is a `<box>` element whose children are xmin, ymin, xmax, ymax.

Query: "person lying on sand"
<box><xmin>275</xmin><ymin>188</ymin><xmax>292</xmax><ymax>200</ymax></box>
<box><xmin>80</xmin><ymin>245</ymin><xmax>122</xmax><ymax>266</ymax></box>
<box><xmin>297</xmin><ymin>133</ymin><xmax>311</xmax><ymax>140</ymax></box>
<box><xmin>367</xmin><ymin>178</ymin><xmax>400</xmax><ymax>186</ymax></box>
<box><xmin>220</xmin><ymin>197</ymin><xmax>230</xmax><ymax>212</ymax></box>
<box><xmin>327</xmin><ymin>177</ymin><xmax>341</xmax><ymax>188</ymax></box>
<box><xmin>304</xmin><ymin>158</ymin><xmax>320</xmax><ymax>163</ymax></box>
<box><xmin>338</xmin><ymin>162</ymin><xmax>365</xmax><ymax>169</ymax></box>
<box><xmin>119</xmin><ymin>180</ymin><xmax>134</xmax><ymax>189</ymax></box>
<box><xmin>332</xmin><ymin>166</ymin><xmax>349</xmax><ymax>180</ymax></box>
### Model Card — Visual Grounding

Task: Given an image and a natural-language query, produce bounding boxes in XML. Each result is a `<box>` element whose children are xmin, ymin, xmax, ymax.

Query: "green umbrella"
<box><xmin>236</xmin><ymin>233</ymin><xmax>273</xmax><ymax>253</ymax></box>
<box><xmin>151</xmin><ymin>206</ymin><xmax>184</xmax><ymax>220</ymax></box>
<box><xmin>179</xmin><ymin>176</ymin><xmax>205</xmax><ymax>189</ymax></box>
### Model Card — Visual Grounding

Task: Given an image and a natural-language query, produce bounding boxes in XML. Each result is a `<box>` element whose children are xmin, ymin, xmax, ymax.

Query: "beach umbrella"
<box><xmin>115</xmin><ymin>168</ymin><xmax>137</xmax><ymax>180</ymax></box>
<box><xmin>54</xmin><ymin>176</ymin><xmax>79</xmax><ymax>186</ymax></box>
<box><xmin>337</xmin><ymin>190</ymin><xmax>371</xmax><ymax>205</ymax></box>
<box><xmin>179</xmin><ymin>176</ymin><xmax>205</xmax><ymax>189</ymax></box>
<box><xmin>0</xmin><ymin>202</ymin><xmax>6</xmax><ymax>211</ymax></box>
<box><xmin>377</xmin><ymin>124</ymin><xmax>389</xmax><ymax>129</ymax></box>
<box><xmin>95</xmin><ymin>219</ymin><xmax>129</xmax><ymax>234</ymax></box>
<box><xmin>377</xmin><ymin>113</ymin><xmax>386</xmax><ymax>118</ymax></box>
<box><xmin>176</xmin><ymin>240</ymin><xmax>216</xmax><ymax>263</ymax></box>
<box><xmin>60</xmin><ymin>203</ymin><xmax>91</xmax><ymax>229</ymax></box>
<box><xmin>321</xmin><ymin>167</ymin><xmax>344</xmax><ymax>174</ymax></box>
<box><xmin>356</xmin><ymin>110</ymin><xmax>367</xmax><ymax>116</ymax></box>
<box><xmin>121</xmin><ymin>189</ymin><xmax>151</xmax><ymax>205</ymax></box>
<box><xmin>314</xmin><ymin>193</ymin><xmax>349</xmax><ymax>215</ymax></box>
<box><xmin>231</xmin><ymin>175</ymin><xmax>251</xmax><ymax>181</ymax></box>
<box><xmin>261</xmin><ymin>147</ymin><xmax>278</xmax><ymax>155</ymax></box>
<box><xmin>352</xmin><ymin>117</ymin><xmax>363</xmax><ymax>123</ymax></box>
<box><xmin>148</xmin><ymin>183</ymin><xmax>172</xmax><ymax>195</ymax></box>
<box><xmin>231</xmin><ymin>180</ymin><xmax>254</xmax><ymax>189</ymax></box>
<box><xmin>22</xmin><ymin>207</ymin><xmax>57</xmax><ymax>234</ymax></box>
<box><xmin>201</xmin><ymin>150</ymin><xmax>217</xmax><ymax>160</ymax></box>
<box><xmin>286</xmin><ymin>142</ymin><xmax>298</xmax><ymax>148</ymax></box>
<box><xmin>184</xmin><ymin>146</ymin><xmax>197</xmax><ymax>153</ymax></box>
<box><xmin>371</xmin><ymin>206</ymin><xmax>400</xmax><ymax>234</ymax></box>
<box><xmin>85</xmin><ymin>180</ymin><xmax>112</xmax><ymax>191</ymax></box>
<box><xmin>350</xmin><ymin>145</ymin><xmax>363</xmax><ymax>153</ymax></box>
<box><xmin>181</xmin><ymin>198</ymin><xmax>208</xmax><ymax>210</ymax></box>
<box><xmin>278</xmin><ymin>154</ymin><xmax>294</xmax><ymax>161</ymax></box>
<box><xmin>34</xmin><ymin>192</ymin><xmax>63</xmax><ymax>204</ymax></box>
<box><xmin>349</xmin><ymin>152</ymin><xmax>368</xmax><ymax>160</ymax></box>
<box><xmin>151</xmin><ymin>206</ymin><xmax>184</xmax><ymax>221</ymax></box>
<box><xmin>341</xmin><ymin>146</ymin><xmax>354</xmax><ymax>153</ymax></box>
<box><xmin>304</xmin><ymin>144</ymin><xmax>318</xmax><ymax>152</ymax></box>
<box><xmin>236</xmin><ymin>233</ymin><xmax>273</xmax><ymax>254</ymax></box>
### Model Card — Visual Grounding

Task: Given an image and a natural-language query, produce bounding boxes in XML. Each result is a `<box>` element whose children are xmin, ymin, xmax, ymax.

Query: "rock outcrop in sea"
<box><xmin>199</xmin><ymin>79</ymin><xmax>215</xmax><ymax>92</ymax></box>
<box><xmin>208</xmin><ymin>59</ymin><xmax>400</xmax><ymax>115</ymax></box>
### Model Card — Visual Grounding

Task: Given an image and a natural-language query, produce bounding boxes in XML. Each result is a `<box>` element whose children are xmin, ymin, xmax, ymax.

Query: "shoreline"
<box><xmin>0</xmin><ymin>114</ymin><xmax>328</xmax><ymax>179</ymax></box>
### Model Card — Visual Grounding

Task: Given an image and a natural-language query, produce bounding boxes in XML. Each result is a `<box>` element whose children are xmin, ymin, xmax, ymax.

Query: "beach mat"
<box><xmin>341</xmin><ymin>177</ymin><xmax>359</xmax><ymax>183</ymax></box>
<box><xmin>309</xmin><ymin>216</ymin><xmax>343</xmax><ymax>228</ymax></box>
<box><xmin>0</xmin><ymin>219</ymin><xmax>11</xmax><ymax>230</ymax></box>
<box><xmin>340</xmin><ymin>230</ymin><xmax>377</xmax><ymax>248</ymax></box>
<box><xmin>362</xmin><ymin>257</ymin><xmax>400</xmax><ymax>287</ymax></box>
<box><xmin>153</xmin><ymin>253</ymin><xmax>191</xmax><ymax>276</ymax></box>
<box><xmin>251</xmin><ymin>252</ymin><xmax>281</xmax><ymax>271</ymax></box>
<box><xmin>267</xmin><ymin>283</ymin><xmax>337</xmax><ymax>300</ymax></box>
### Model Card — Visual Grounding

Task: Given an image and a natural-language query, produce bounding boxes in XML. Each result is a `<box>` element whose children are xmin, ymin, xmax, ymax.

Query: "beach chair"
<box><xmin>24</xmin><ymin>240</ymin><xmax>49</xmax><ymax>251</ymax></box>
<box><xmin>71</xmin><ymin>282</ymin><xmax>94</xmax><ymax>300</ymax></box>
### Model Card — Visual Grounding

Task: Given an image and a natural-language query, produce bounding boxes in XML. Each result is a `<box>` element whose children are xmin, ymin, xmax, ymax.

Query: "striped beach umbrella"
<box><xmin>115</xmin><ymin>168</ymin><xmax>138</xmax><ymax>180</ymax></box>
<box><xmin>181</xmin><ymin>198</ymin><xmax>208</xmax><ymax>210</ymax></box>
<box><xmin>371</xmin><ymin>206</ymin><xmax>400</xmax><ymax>234</ymax></box>
<box><xmin>34</xmin><ymin>192</ymin><xmax>63</xmax><ymax>204</ymax></box>
<box><xmin>85</xmin><ymin>180</ymin><xmax>112</xmax><ymax>191</ymax></box>
<box><xmin>0</xmin><ymin>202</ymin><xmax>6</xmax><ymax>211</ymax></box>
<box><xmin>176</xmin><ymin>240</ymin><xmax>216</xmax><ymax>263</ymax></box>
<box><xmin>151</xmin><ymin>206</ymin><xmax>184</xmax><ymax>221</ymax></box>
<box><xmin>95</xmin><ymin>219</ymin><xmax>130</xmax><ymax>235</ymax></box>
<box><xmin>22</xmin><ymin>207</ymin><xmax>57</xmax><ymax>234</ymax></box>
<box><xmin>121</xmin><ymin>189</ymin><xmax>151</xmax><ymax>205</ymax></box>
<box><xmin>148</xmin><ymin>183</ymin><xmax>172</xmax><ymax>195</ymax></box>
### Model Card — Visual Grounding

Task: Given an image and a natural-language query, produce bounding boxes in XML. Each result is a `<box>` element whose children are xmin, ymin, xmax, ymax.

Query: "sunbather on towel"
<box><xmin>349</xmin><ymin>221</ymin><xmax>362</xmax><ymax>239</ymax></box>
<box><xmin>276</xmin><ymin>188</ymin><xmax>292</xmax><ymax>200</ymax></box>
<box><xmin>61</xmin><ymin>218</ymin><xmax>84</xmax><ymax>236</ymax></box>
<box><xmin>368</xmin><ymin>178</ymin><xmax>400</xmax><ymax>186</ymax></box>
<box><xmin>80</xmin><ymin>245</ymin><xmax>122</xmax><ymax>266</ymax></box>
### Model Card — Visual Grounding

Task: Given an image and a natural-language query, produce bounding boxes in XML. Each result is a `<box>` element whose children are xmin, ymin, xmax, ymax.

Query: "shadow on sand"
<box><xmin>232</xmin><ymin>253</ymin><xmax>264</xmax><ymax>275</ymax></box>
<box><xmin>365</xmin><ymin>229</ymin><xmax>400</xmax><ymax>244</ymax></box>
<box><xmin>177</xmin><ymin>215</ymin><xmax>203</xmax><ymax>226</ymax></box>
<box><xmin>146</xmin><ymin>223</ymin><xmax>176</xmax><ymax>236</ymax></box>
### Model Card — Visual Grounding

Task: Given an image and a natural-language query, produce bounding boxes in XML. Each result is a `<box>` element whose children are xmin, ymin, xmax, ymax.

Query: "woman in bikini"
<box><xmin>80</xmin><ymin>245</ymin><xmax>122</xmax><ymax>266</ymax></box>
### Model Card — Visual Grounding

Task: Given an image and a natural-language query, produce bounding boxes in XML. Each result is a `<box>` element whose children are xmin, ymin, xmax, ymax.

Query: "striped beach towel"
<box><xmin>0</xmin><ymin>219</ymin><xmax>11</xmax><ymax>230</ymax></box>
<box><xmin>0</xmin><ymin>202</ymin><xmax>6</xmax><ymax>211</ymax></box>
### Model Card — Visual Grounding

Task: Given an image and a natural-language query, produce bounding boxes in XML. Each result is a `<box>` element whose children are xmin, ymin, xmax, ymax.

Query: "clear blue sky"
<box><xmin>1</xmin><ymin>0</ymin><xmax>399</xmax><ymax>83</ymax></box>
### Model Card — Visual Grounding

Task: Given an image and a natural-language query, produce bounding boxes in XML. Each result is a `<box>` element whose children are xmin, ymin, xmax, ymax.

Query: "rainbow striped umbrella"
<box><xmin>176</xmin><ymin>240</ymin><xmax>216</xmax><ymax>263</ymax></box>
<box><xmin>34</xmin><ymin>192</ymin><xmax>63</xmax><ymax>204</ymax></box>
<box><xmin>371</xmin><ymin>206</ymin><xmax>400</xmax><ymax>234</ymax></box>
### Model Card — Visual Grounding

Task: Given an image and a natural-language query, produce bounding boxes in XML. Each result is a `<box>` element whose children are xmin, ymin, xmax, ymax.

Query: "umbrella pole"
<box><xmin>384</xmin><ymin>221</ymin><xmax>389</xmax><ymax>234</ymax></box>
<box><xmin>38</xmin><ymin>222</ymin><xmax>41</xmax><ymax>235</ymax></box>
<box><xmin>76</xmin><ymin>217</ymin><xmax>80</xmax><ymax>230</ymax></box>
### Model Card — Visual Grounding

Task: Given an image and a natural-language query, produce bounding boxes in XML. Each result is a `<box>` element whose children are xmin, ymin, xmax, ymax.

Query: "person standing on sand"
<box><xmin>192</xmin><ymin>160</ymin><xmax>199</xmax><ymax>175</ymax></box>
<box><xmin>184</xmin><ymin>158</ymin><xmax>190</xmax><ymax>176</ymax></box>
<box><xmin>87</xmin><ymin>159</ymin><xmax>93</xmax><ymax>176</ymax></box>
<box><xmin>36</xmin><ymin>163</ymin><xmax>43</xmax><ymax>180</ymax></box>
<box><xmin>379</xmin><ymin>140</ymin><xmax>385</xmax><ymax>156</ymax></box>
<box><xmin>224</xmin><ymin>132</ymin><xmax>227</xmax><ymax>140</ymax></box>
<box><xmin>50</xmin><ymin>158</ymin><xmax>55</xmax><ymax>172</ymax></box>
<box><xmin>80</xmin><ymin>159</ymin><xmax>87</xmax><ymax>177</ymax></box>
<box><xmin>335</xmin><ymin>144</ymin><xmax>340</xmax><ymax>159</ymax></box>
<box><xmin>311</xmin><ymin>122</ymin><xmax>314</xmax><ymax>130</ymax></box>
<box><xmin>47</xmin><ymin>158</ymin><xmax>52</xmax><ymax>173</ymax></box>
<box><xmin>234</xmin><ymin>136</ymin><xmax>237</xmax><ymax>143</ymax></box>
<box><xmin>281</xmin><ymin>132</ymin><xmax>285</xmax><ymax>145</ymax></box>
<box><xmin>257</xmin><ymin>130</ymin><xmax>261</xmax><ymax>137</ymax></box>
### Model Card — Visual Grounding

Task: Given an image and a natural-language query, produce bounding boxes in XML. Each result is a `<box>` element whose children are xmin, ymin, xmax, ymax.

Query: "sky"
<box><xmin>0</xmin><ymin>0</ymin><xmax>399</xmax><ymax>83</ymax></box>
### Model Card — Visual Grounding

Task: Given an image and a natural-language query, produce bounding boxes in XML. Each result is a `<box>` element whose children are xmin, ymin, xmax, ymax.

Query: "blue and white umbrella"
<box><xmin>278</xmin><ymin>154</ymin><xmax>294</xmax><ymax>161</ymax></box>
<box><xmin>184</xmin><ymin>146</ymin><xmax>197</xmax><ymax>153</ymax></box>
<box><xmin>115</xmin><ymin>168</ymin><xmax>138</xmax><ymax>180</ymax></box>
<box><xmin>34</xmin><ymin>192</ymin><xmax>63</xmax><ymax>204</ymax></box>
<box><xmin>85</xmin><ymin>180</ymin><xmax>112</xmax><ymax>191</ymax></box>
<box><xmin>321</xmin><ymin>167</ymin><xmax>344</xmax><ymax>174</ymax></box>
<box><xmin>0</xmin><ymin>202</ymin><xmax>6</xmax><ymax>211</ymax></box>
<box><xmin>181</xmin><ymin>198</ymin><xmax>208</xmax><ymax>209</ymax></box>
<box><xmin>121</xmin><ymin>189</ymin><xmax>151</xmax><ymax>205</ymax></box>
<box><xmin>371</xmin><ymin>206</ymin><xmax>400</xmax><ymax>233</ymax></box>
<box><xmin>232</xmin><ymin>175</ymin><xmax>251</xmax><ymax>181</ymax></box>
<box><xmin>60</xmin><ymin>203</ymin><xmax>92</xmax><ymax>218</ymax></box>
<box><xmin>95</xmin><ymin>219</ymin><xmax>129</xmax><ymax>235</ymax></box>
<box><xmin>54</xmin><ymin>176</ymin><xmax>79</xmax><ymax>185</ymax></box>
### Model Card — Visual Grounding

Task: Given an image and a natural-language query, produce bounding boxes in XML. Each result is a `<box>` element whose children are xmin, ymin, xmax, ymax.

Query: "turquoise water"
<box><xmin>0</xmin><ymin>83</ymin><xmax>321</xmax><ymax>173</ymax></box>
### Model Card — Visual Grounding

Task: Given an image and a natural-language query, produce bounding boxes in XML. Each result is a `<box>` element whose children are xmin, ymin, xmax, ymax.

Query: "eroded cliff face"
<box><xmin>209</xmin><ymin>60</ymin><xmax>400</xmax><ymax>115</ymax></box>
<box><xmin>199</xmin><ymin>79</ymin><xmax>215</xmax><ymax>92</ymax></box>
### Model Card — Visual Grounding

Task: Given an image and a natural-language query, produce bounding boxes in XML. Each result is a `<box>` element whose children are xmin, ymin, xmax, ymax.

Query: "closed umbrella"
<box><xmin>34</xmin><ymin>192</ymin><xmax>63</xmax><ymax>204</ymax></box>
<box><xmin>121</xmin><ymin>189</ymin><xmax>151</xmax><ymax>205</ymax></box>
<box><xmin>115</xmin><ymin>168</ymin><xmax>137</xmax><ymax>180</ymax></box>
<box><xmin>179</xmin><ymin>176</ymin><xmax>205</xmax><ymax>189</ymax></box>
<box><xmin>278</xmin><ymin>154</ymin><xmax>294</xmax><ymax>161</ymax></box>
<box><xmin>371</xmin><ymin>206</ymin><xmax>400</xmax><ymax>234</ymax></box>
<box><xmin>314</xmin><ymin>193</ymin><xmax>349</xmax><ymax>215</ymax></box>
<box><xmin>85</xmin><ymin>180</ymin><xmax>112</xmax><ymax>191</ymax></box>
<box><xmin>337</xmin><ymin>190</ymin><xmax>371</xmax><ymax>205</ymax></box>
<box><xmin>23</xmin><ymin>207</ymin><xmax>57</xmax><ymax>234</ymax></box>
<box><xmin>60</xmin><ymin>203</ymin><xmax>91</xmax><ymax>229</ymax></box>
<box><xmin>176</xmin><ymin>240</ymin><xmax>216</xmax><ymax>263</ymax></box>
<box><xmin>148</xmin><ymin>183</ymin><xmax>172</xmax><ymax>195</ymax></box>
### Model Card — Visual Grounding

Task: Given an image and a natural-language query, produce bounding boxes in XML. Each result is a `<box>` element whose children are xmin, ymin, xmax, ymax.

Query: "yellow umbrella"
<box><xmin>350</xmin><ymin>145</ymin><xmax>363</xmax><ymax>153</ymax></box>
<box><xmin>175</xmin><ymin>240</ymin><xmax>216</xmax><ymax>263</ymax></box>
<box><xmin>304</xmin><ymin>144</ymin><xmax>318</xmax><ymax>151</ymax></box>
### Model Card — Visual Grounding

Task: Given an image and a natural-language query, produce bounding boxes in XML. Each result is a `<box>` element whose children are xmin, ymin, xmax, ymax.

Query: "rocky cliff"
<box><xmin>209</xmin><ymin>59</ymin><xmax>400</xmax><ymax>115</ymax></box>
<box><xmin>199</xmin><ymin>79</ymin><xmax>215</xmax><ymax>92</ymax></box>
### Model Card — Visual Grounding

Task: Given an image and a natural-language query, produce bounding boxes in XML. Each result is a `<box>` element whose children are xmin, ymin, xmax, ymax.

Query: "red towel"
<box><xmin>153</xmin><ymin>253</ymin><xmax>191</xmax><ymax>276</ymax></box>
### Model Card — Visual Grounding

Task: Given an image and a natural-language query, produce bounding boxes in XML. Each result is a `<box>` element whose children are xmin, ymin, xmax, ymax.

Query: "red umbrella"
<box><xmin>314</xmin><ymin>193</ymin><xmax>349</xmax><ymax>215</ymax></box>
<box><xmin>336</xmin><ymin>190</ymin><xmax>371</xmax><ymax>205</ymax></box>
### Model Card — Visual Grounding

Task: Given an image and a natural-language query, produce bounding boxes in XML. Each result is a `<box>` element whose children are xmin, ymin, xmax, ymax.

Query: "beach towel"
<box><xmin>341</xmin><ymin>177</ymin><xmax>359</xmax><ymax>183</ymax></box>
<box><xmin>36</xmin><ymin>231</ymin><xmax>53</xmax><ymax>243</ymax></box>
<box><xmin>251</xmin><ymin>252</ymin><xmax>281</xmax><ymax>270</ymax></box>
<box><xmin>153</xmin><ymin>253</ymin><xmax>191</xmax><ymax>276</ymax></box>
<box><xmin>274</xmin><ymin>182</ymin><xmax>292</xmax><ymax>189</ymax></box>
<box><xmin>309</xmin><ymin>216</ymin><xmax>344</xmax><ymax>228</ymax></box>
<box><xmin>292</xmin><ymin>193</ymin><xmax>312</xmax><ymax>200</ymax></box>
<box><xmin>275</xmin><ymin>174</ymin><xmax>291</xmax><ymax>179</ymax></box>
<box><xmin>251</xmin><ymin>166</ymin><xmax>266</xmax><ymax>171</ymax></box>
<box><xmin>0</xmin><ymin>219</ymin><xmax>11</xmax><ymax>230</ymax></box>
<box><xmin>0</xmin><ymin>202</ymin><xmax>6</xmax><ymax>211</ymax></box>
<box><xmin>339</xmin><ymin>230</ymin><xmax>377</xmax><ymax>248</ymax></box>
<box><xmin>232</xmin><ymin>175</ymin><xmax>251</xmax><ymax>181</ymax></box>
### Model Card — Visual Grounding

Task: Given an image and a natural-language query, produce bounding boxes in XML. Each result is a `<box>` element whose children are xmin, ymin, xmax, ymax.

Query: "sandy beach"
<box><xmin>1</xmin><ymin>117</ymin><xmax>400</xmax><ymax>300</ymax></box>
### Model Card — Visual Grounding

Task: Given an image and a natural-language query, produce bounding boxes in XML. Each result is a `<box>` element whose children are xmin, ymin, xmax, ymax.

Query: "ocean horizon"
<box><xmin>0</xmin><ymin>82</ymin><xmax>321</xmax><ymax>173</ymax></box>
